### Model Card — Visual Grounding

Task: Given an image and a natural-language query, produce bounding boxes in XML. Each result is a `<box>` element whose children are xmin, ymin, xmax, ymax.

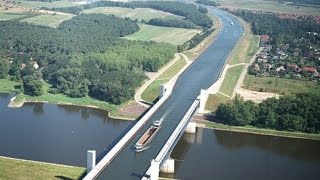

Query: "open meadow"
<box><xmin>21</xmin><ymin>13</ymin><xmax>75</xmax><ymax>27</ymax></box>
<box><xmin>124</xmin><ymin>24</ymin><xmax>200</xmax><ymax>45</ymax></box>
<box><xmin>82</xmin><ymin>7</ymin><xmax>183</xmax><ymax>21</ymax></box>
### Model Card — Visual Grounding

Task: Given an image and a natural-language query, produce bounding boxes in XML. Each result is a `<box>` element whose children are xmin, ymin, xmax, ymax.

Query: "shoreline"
<box><xmin>198</xmin><ymin>120</ymin><xmax>320</xmax><ymax>141</ymax></box>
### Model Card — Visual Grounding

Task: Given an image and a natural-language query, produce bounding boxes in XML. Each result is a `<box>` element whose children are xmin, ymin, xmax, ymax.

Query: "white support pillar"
<box><xmin>198</xmin><ymin>89</ymin><xmax>208</xmax><ymax>113</ymax></box>
<box><xmin>159</xmin><ymin>84</ymin><xmax>168</xmax><ymax>98</ymax></box>
<box><xmin>184</xmin><ymin>121</ymin><xmax>196</xmax><ymax>134</ymax></box>
<box><xmin>150</xmin><ymin>159</ymin><xmax>160</xmax><ymax>180</ymax></box>
<box><xmin>87</xmin><ymin>150</ymin><xmax>96</xmax><ymax>173</ymax></box>
<box><xmin>160</xmin><ymin>158</ymin><xmax>175</xmax><ymax>174</ymax></box>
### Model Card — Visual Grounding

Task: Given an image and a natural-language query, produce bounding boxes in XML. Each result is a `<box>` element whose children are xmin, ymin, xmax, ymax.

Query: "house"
<box><xmin>286</xmin><ymin>64</ymin><xmax>298</xmax><ymax>72</ymax></box>
<box><xmin>276</xmin><ymin>65</ymin><xmax>285</xmax><ymax>72</ymax></box>
<box><xmin>260</xmin><ymin>35</ymin><xmax>269</xmax><ymax>47</ymax></box>
<box><xmin>263</xmin><ymin>63</ymin><xmax>272</xmax><ymax>70</ymax></box>
<box><xmin>259</xmin><ymin>52</ymin><xmax>268</xmax><ymax>59</ymax></box>
<box><xmin>265</xmin><ymin>45</ymin><xmax>272</xmax><ymax>52</ymax></box>
<box><xmin>257</xmin><ymin>58</ymin><xmax>268</xmax><ymax>63</ymax></box>
<box><xmin>254</xmin><ymin>63</ymin><xmax>260</xmax><ymax>71</ymax></box>
<box><xmin>30</xmin><ymin>61</ymin><xmax>39</xmax><ymax>69</ymax></box>
<box><xmin>301</xmin><ymin>67</ymin><xmax>318</xmax><ymax>75</ymax></box>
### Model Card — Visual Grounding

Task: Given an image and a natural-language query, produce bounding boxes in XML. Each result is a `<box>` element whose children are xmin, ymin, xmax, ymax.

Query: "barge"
<box><xmin>134</xmin><ymin>120</ymin><xmax>162</xmax><ymax>152</ymax></box>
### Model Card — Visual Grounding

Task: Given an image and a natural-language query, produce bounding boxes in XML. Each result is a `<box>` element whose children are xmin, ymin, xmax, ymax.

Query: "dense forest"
<box><xmin>0</xmin><ymin>14</ymin><xmax>176</xmax><ymax>104</ymax></box>
<box><xmin>147</xmin><ymin>18</ymin><xmax>196</xmax><ymax>29</ymax></box>
<box><xmin>196</xmin><ymin>0</ymin><xmax>219</xmax><ymax>7</ymax></box>
<box><xmin>44</xmin><ymin>1</ymin><xmax>213</xmax><ymax>29</ymax></box>
<box><xmin>215</xmin><ymin>94</ymin><xmax>320</xmax><ymax>133</ymax></box>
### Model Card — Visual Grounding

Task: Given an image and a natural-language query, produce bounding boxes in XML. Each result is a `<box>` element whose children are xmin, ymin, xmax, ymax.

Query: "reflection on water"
<box><xmin>166</xmin><ymin>128</ymin><xmax>320</xmax><ymax>180</ymax></box>
<box><xmin>0</xmin><ymin>94</ymin><xmax>133</xmax><ymax>167</ymax></box>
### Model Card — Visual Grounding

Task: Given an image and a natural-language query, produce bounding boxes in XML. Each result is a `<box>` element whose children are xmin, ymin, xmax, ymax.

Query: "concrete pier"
<box><xmin>159</xmin><ymin>84</ymin><xmax>168</xmax><ymax>98</ymax></box>
<box><xmin>160</xmin><ymin>158</ymin><xmax>175</xmax><ymax>174</ymax></box>
<box><xmin>150</xmin><ymin>160</ymin><xmax>160</xmax><ymax>180</ymax></box>
<box><xmin>184</xmin><ymin>121</ymin><xmax>196</xmax><ymax>133</ymax></box>
<box><xmin>87</xmin><ymin>150</ymin><xmax>96</xmax><ymax>173</ymax></box>
<box><xmin>198</xmin><ymin>89</ymin><xmax>208</xmax><ymax>113</ymax></box>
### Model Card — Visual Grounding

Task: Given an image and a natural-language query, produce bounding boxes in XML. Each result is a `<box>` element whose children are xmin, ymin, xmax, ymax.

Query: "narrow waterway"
<box><xmin>165</xmin><ymin>128</ymin><xmax>320</xmax><ymax>180</ymax></box>
<box><xmin>0</xmin><ymin>93</ymin><xmax>133</xmax><ymax>167</ymax></box>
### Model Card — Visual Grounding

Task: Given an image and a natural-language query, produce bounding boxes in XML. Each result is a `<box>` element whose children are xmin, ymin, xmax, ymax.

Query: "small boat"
<box><xmin>134</xmin><ymin>120</ymin><xmax>162</xmax><ymax>152</ymax></box>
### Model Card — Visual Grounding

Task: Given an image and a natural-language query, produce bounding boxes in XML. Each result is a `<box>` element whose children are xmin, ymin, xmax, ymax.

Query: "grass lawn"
<box><xmin>141</xmin><ymin>58</ymin><xmax>186</xmax><ymax>103</ymax></box>
<box><xmin>0</xmin><ymin>13</ymin><xmax>27</xmax><ymax>20</ymax></box>
<box><xmin>218</xmin><ymin>0</ymin><xmax>320</xmax><ymax>16</ymax></box>
<box><xmin>82</xmin><ymin>7</ymin><xmax>182</xmax><ymax>22</ymax></box>
<box><xmin>21</xmin><ymin>13</ymin><xmax>75</xmax><ymax>28</ymax></box>
<box><xmin>205</xmin><ymin>93</ymin><xmax>230</xmax><ymax>112</ymax></box>
<box><xmin>0</xmin><ymin>156</ymin><xmax>84</xmax><ymax>180</ymax></box>
<box><xmin>124</xmin><ymin>24</ymin><xmax>200</xmax><ymax>46</ymax></box>
<box><xmin>219</xmin><ymin>65</ymin><xmax>245</xmax><ymax>96</ymax></box>
<box><xmin>227</xmin><ymin>18</ymin><xmax>259</xmax><ymax>65</ymax></box>
<box><xmin>17</xmin><ymin>0</ymin><xmax>79</xmax><ymax>8</ymax></box>
<box><xmin>0</xmin><ymin>78</ymin><xmax>20</xmax><ymax>93</ymax></box>
<box><xmin>201</xmin><ymin>120</ymin><xmax>320</xmax><ymax>140</ymax></box>
<box><xmin>243</xmin><ymin>75</ymin><xmax>320</xmax><ymax>96</ymax></box>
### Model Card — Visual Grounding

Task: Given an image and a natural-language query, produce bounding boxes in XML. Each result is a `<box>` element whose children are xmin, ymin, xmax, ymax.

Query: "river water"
<box><xmin>1</xmin><ymin>94</ymin><xmax>319</xmax><ymax>179</ymax></box>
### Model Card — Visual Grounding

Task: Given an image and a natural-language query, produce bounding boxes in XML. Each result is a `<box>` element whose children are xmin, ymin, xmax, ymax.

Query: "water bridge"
<box><xmin>83</xmin><ymin>6</ymin><xmax>244</xmax><ymax>180</ymax></box>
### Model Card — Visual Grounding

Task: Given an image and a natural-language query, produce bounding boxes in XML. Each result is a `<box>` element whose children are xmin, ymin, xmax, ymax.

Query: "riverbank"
<box><xmin>197</xmin><ymin>120</ymin><xmax>320</xmax><ymax>141</ymax></box>
<box><xmin>0</xmin><ymin>156</ymin><xmax>85</xmax><ymax>180</ymax></box>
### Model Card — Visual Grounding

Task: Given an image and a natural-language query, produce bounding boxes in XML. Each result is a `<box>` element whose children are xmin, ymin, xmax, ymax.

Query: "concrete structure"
<box><xmin>83</xmin><ymin>88</ymin><xmax>172</xmax><ymax>180</ymax></box>
<box><xmin>159</xmin><ymin>84</ymin><xmax>168</xmax><ymax>98</ymax></box>
<box><xmin>160</xmin><ymin>158</ymin><xmax>175</xmax><ymax>173</ymax></box>
<box><xmin>143</xmin><ymin>99</ymin><xmax>200</xmax><ymax>179</ymax></box>
<box><xmin>150</xmin><ymin>160</ymin><xmax>160</xmax><ymax>180</ymax></box>
<box><xmin>184</xmin><ymin>121</ymin><xmax>196</xmax><ymax>134</ymax></box>
<box><xmin>198</xmin><ymin>89</ymin><xmax>208</xmax><ymax>113</ymax></box>
<box><xmin>87</xmin><ymin>150</ymin><xmax>96</xmax><ymax>173</ymax></box>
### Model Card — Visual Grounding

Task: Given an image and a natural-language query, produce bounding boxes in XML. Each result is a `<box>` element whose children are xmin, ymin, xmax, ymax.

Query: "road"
<box><xmin>96</xmin><ymin>7</ymin><xmax>244</xmax><ymax>180</ymax></box>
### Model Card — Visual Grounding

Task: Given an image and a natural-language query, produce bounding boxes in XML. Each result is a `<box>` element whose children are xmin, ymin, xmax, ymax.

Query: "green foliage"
<box><xmin>0</xmin><ymin>59</ymin><xmax>9</xmax><ymax>79</ymax></box>
<box><xmin>196</xmin><ymin>0</ymin><xmax>219</xmax><ymax>7</ymax></box>
<box><xmin>198</xmin><ymin>6</ymin><xmax>208</xmax><ymax>14</ymax></box>
<box><xmin>22</xmin><ymin>74</ymin><xmax>43</xmax><ymax>96</ymax></box>
<box><xmin>147</xmin><ymin>18</ymin><xmax>196</xmax><ymax>29</ymax></box>
<box><xmin>216</xmin><ymin>93</ymin><xmax>320</xmax><ymax>133</ymax></box>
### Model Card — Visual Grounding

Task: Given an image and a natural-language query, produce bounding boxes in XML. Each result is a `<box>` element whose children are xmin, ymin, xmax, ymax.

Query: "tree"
<box><xmin>0</xmin><ymin>59</ymin><xmax>9</xmax><ymax>79</ymax></box>
<box><xmin>22</xmin><ymin>74</ymin><xmax>43</xmax><ymax>96</ymax></box>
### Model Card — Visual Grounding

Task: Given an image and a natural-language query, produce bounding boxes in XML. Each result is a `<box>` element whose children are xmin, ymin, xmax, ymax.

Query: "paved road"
<box><xmin>96</xmin><ymin>7</ymin><xmax>243</xmax><ymax>180</ymax></box>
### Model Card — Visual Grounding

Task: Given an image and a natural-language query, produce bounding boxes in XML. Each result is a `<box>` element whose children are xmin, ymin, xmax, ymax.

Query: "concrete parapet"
<box><xmin>184</xmin><ymin>121</ymin><xmax>196</xmax><ymax>134</ymax></box>
<box><xmin>87</xmin><ymin>150</ymin><xmax>96</xmax><ymax>173</ymax></box>
<box><xmin>160</xmin><ymin>158</ymin><xmax>175</xmax><ymax>174</ymax></box>
<box><xmin>159</xmin><ymin>84</ymin><xmax>168</xmax><ymax>98</ymax></box>
<box><xmin>150</xmin><ymin>159</ymin><xmax>160</xmax><ymax>180</ymax></box>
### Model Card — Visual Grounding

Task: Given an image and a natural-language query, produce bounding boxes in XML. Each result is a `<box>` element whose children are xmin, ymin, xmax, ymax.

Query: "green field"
<box><xmin>0</xmin><ymin>13</ymin><xmax>27</xmax><ymax>20</ymax></box>
<box><xmin>201</xmin><ymin>121</ymin><xmax>320</xmax><ymax>141</ymax></box>
<box><xmin>141</xmin><ymin>58</ymin><xmax>186</xmax><ymax>103</ymax></box>
<box><xmin>218</xmin><ymin>0</ymin><xmax>320</xmax><ymax>16</ymax></box>
<box><xmin>0</xmin><ymin>79</ymin><xmax>20</xmax><ymax>93</ymax></box>
<box><xmin>17</xmin><ymin>0</ymin><xmax>79</xmax><ymax>8</ymax></box>
<box><xmin>21</xmin><ymin>13</ymin><xmax>74</xmax><ymax>27</ymax></box>
<box><xmin>219</xmin><ymin>65</ymin><xmax>245</xmax><ymax>96</ymax></box>
<box><xmin>205</xmin><ymin>93</ymin><xmax>230</xmax><ymax>111</ymax></box>
<box><xmin>124</xmin><ymin>24</ymin><xmax>200</xmax><ymax>45</ymax></box>
<box><xmin>0</xmin><ymin>157</ymin><xmax>84</xmax><ymax>180</ymax></box>
<box><xmin>82</xmin><ymin>7</ymin><xmax>183</xmax><ymax>21</ymax></box>
<box><xmin>243</xmin><ymin>75</ymin><xmax>320</xmax><ymax>96</ymax></box>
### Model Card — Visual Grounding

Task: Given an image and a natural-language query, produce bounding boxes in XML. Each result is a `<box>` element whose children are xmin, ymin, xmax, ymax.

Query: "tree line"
<box><xmin>215</xmin><ymin>94</ymin><xmax>320</xmax><ymax>133</ymax></box>
<box><xmin>44</xmin><ymin>1</ymin><xmax>213</xmax><ymax>29</ymax></box>
<box><xmin>0</xmin><ymin>14</ymin><xmax>175</xmax><ymax>104</ymax></box>
<box><xmin>196</xmin><ymin>0</ymin><xmax>219</xmax><ymax>7</ymax></box>
<box><xmin>147</xmin><ymin>18</ymin><xmax>196</xmax><ymax>29</ymax></box>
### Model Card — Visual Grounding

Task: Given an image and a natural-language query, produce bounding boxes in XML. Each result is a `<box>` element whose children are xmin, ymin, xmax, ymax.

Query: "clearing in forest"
<box><xmin>21</xmin><ymin>13</ymin><xmax>75</xmax><ymax>28</ymax></box>
<box><xmin>124</xmin><ymin>24</ymin><xmax>200</xmax><ymax>45</ymax></box>
<box><xmin>82</xmin><ymin>7</ymin><xmax>183</xmax><ymax>21</ymax></box>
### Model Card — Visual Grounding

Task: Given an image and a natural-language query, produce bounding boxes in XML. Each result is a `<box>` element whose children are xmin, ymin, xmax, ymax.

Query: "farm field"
<box><xmin>82</xmin><ymin>7</ymin><xmax>183</xmax><ymax>21</ymax></box>
<box><xmin>243</xmin><ymin>75</ymin><xmax>320</xmax><ymax>96</ymax></box>
<box><xmin>17</xmin><ymin>0</ymin><xmax>80</xmax><ymax>8</ymax></box>
<box><xmin>124</xmin><ymin>24</ymin><xmax>200</xmax><ymax>45</ymax></box>
<box><xmin>218</xmin><ymin>0</ymin><xmax>320</xmax><ymax>16</ymax></box>
<box><xmin>0</xmin><ymin>13</ymin><xmax>27</xmax><ymax>20</ymax></box>
<box><xmin>21</xmin><ymin>13</ymin><xmax>75</xmax><ymax>27</ymax></box>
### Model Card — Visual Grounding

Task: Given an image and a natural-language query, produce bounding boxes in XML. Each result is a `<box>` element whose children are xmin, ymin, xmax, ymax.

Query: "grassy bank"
<box><xmin>0</xmin><ymin>156</ymin><xmax>84</xmax><ymax>180</ymax></box>
<box><xmin>0</xmin><ymin>13</ymin><xmax>27</xmax><ymax>20</ymax></box>
<box><xmin>0</xmin><ymin>78</ymin><xmax>20</xmax><ymax>93</ymax></box>
<box><xmin>200</xmin><ymin>120</ymin><xmax>320</xmax><ymax>141</ymax></box>
<box><xmin>243</xmin><ymin>75</ymin><xmax>320</xmax><ymax>96</ymax></box>
<box><xmin>205</xmin><ymin>93</ymin><xmax>230</xmax><ymax>111</ymax></box>
<box><xmin>141</xmin><ymin>58</ymin><xmax>186</xmax><ymax>103</ymax></box>
<box><xmin>219</xmin><ymin>65</ymin><xmax>245</xmax><ymax>96</ymax></box>
<box><xmin>21</xmin><ymin>13</ymin><xmax>75</xmax><ymax>28</ymax></box>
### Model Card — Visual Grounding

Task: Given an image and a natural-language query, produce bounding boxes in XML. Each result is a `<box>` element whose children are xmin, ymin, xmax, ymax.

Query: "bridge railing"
<box><xmin>84</xmin><ymin>90</ymin><xmax>172</xmax><ymax>180</ymax></box>
<box><xmin>142</xmin><ymin>99</ymin><xmax>199</xmax><ymax>179</ymax></box>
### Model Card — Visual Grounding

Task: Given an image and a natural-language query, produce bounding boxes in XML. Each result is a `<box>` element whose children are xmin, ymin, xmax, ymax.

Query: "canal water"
<box><xmin>1</xmin><ymin>93</ymin><xmax>320</xmax><ymax>179</ymax></box>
